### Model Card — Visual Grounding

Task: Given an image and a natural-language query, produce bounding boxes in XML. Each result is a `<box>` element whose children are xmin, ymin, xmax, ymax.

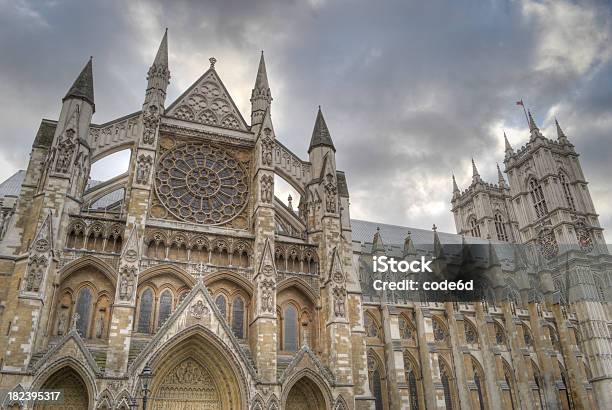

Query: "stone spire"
<box><xmin>372</xmin><ymin>227</ymin><xmax>385</xmax><ymax>253</ymax></box>
<box><xmin>403</xmin><ymin>230</ymin><xmax>416</xmax><ymax>257</ymax></box>
<box><xmin>433</xmin><ymin>224</ymin><xmax>445</xmax><ymax>260</ymax></box>
<box><xmin>555</xmin><ymin>118</ymin><xmax>570</xmax><ymax>144</ymax></box>
<box><xmin>497</xmin><ymin>163</ymin><xmax>506</xmax><ymax>188</ymax></box>
<box><xmin>144</xmin><ymin>29</ymin><xmax>170</xmax><ymax>108</ymax></box>
<box><xmin>452</xmin><ymin>174</ymin><xmax>460</xmax><ymax>194</ymax></box>
<box><xmin>504</xmin><ymin>132</ymin><xmax>514</xmax><ymax>155</ymax></box>
<box><xmin>471</xmin><ymin>158</ymin><xmax>481</xmax><ymax>184</ymax></box>
<box><xmin>308</xmin><ymin>107</ymin><xmax>336</xmax><ymax>153</ymax></box>
<box><xmin>64</xmin><ymin>57</ymin><xmax>95</xmax><ymax>111</ymax></box>
<box><xmin>528</xmin><ymin>109</ymin><xmax>543</xmax><ymax>139</ymax></box>
<box><xmin>251</xmin><ymin>51</ymin><xmax>272</xmax><ymax>127</ymax></box>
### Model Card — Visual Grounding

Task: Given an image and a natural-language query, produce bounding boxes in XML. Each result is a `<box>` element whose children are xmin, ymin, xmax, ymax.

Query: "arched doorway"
<box><xmin>147</xmin><ymin>329</ymin><xmax>246</xmax><ymax>410</ymax></box>
<box><xmin>151</xmin><ymin>357</ymin><xmax>220</xmax><ymax>409</ymax></box>
<box><xmin>285</xmin><ymin>376</ymin><xmax>327</xmax><ymax>410</ymax></box>
<box><xmin>34</xmin><ymin>366</ymin><xmax>89</xmax><ymax>409</ymax></box>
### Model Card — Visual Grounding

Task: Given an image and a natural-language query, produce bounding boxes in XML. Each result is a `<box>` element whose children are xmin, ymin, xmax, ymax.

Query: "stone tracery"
<box><xmin>155</xmin><ymin>142</ymin><xmax>248</xmax><ymax>225</ymax></box>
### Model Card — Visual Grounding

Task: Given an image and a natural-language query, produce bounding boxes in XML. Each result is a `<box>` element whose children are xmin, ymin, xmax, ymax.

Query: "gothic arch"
<box><xmin>31</xmin><ymin>357</ymin><xmax>97</xmax><ymax>409</ymax></box>
<box><xmin>58</xmin><ymin>255</ymin><xmax>117</xmax><ymax>286</ymax></box>
<box><xmin>135</xmin><ymin>325</ymin><xmax>250</xmax><ymax>409</ymax></box>
<box><xmin>277</xmin><ymin>277</ymin><xmax>318</xmax><ymax>306</ymax></box>
<box><xmin>281</xmin><ymin>368</ymin><xmax>333</xmax><ymax>410</ymax></box>
<box><xmin>333</xmin><ymin>395</ymin><xmax>349</xmax><ymax>410</ymax></box>
<box><xmin>138</xmin><ymin>264</ymin><xmax>196</xmax><ymax>286</ymax></box>
<box><xmin>205</xmin><ymin>271</ymin><xmax>254</xmax><ymax>297</ymax></box>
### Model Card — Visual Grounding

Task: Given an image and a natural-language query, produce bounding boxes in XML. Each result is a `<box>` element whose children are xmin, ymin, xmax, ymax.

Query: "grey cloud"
<box><xmin>1</xmin><ymin>0</ymin><xmax>611</xmax><ymax>241</ymax></box>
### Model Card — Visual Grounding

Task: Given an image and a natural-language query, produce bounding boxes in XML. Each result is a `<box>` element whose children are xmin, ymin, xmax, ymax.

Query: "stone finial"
<box><xmin>64</xmin><ymin>57</ymin><xmax>95</xmax><ymax>110</ymax></box>
<box><xmin>209</xmin><ymin>57</ymin><xmax>217</xmax><ymax>69</ymax></box>
<box><xmin>497</xmin><ymin>163</ymin><xmax>506</xmax><ymax>188</ymax></box>
<box><xmin>555</xmin><ymin>117</ymin><xmax>569</xmax><ymax>144</ymax></box>
<box><xmin>308</xmin><ymin>106</ymin><xmax>335</xmax><ymax>153</ymax></box>
<box><xmin>71</xmin><ymin>312</ymin><xmax>80</xmax><ymax>331</ymax></box>
<box><xmin>452</xmin><ymin>174</ymin><xmax>460</xmax><ymax>193</ymax></box>
<box><xmin>504</xmin><ymin>132</ymin><xmax>513</xmax><ymax>154</ymax></box>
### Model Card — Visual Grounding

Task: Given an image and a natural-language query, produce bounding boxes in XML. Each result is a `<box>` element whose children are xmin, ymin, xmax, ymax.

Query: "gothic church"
<box><xmin>0</xmin><ymin>31</ymin><xmax>609</xmax><ymax>409</ymax></box>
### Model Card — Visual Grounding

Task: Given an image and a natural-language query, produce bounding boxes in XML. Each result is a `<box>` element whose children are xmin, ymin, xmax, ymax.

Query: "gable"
<box><xmin>165</xmin><ymin>68</ymin><xmax>248</xmax><ymax>131</ymax></box>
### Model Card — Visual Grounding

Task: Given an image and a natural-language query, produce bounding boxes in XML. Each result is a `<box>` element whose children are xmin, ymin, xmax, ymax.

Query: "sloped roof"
<box><xmin>0</xmin><ymin>170</ymin><xmax>25</xmax><ymax>197</ymax></box>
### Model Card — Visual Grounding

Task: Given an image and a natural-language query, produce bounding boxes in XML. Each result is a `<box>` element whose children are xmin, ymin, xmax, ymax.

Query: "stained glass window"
<box><xmin>283</xmin><ymin>305</ymin><xmax>298</xmax><ymax>351</ymax></box>
<box><xmin>137</xmin><ymin>288</ymin><xmax>153</xmax><ymax>333</ymax></box>
<box><xmin>157</xmin><ymin>290</ymin><xmax>173</xmax><ymax>328</ymax></box>
<box><xmin>215</xmin><ymin>294</ymin><xmax>227</xmax><ymax>320</ymax></box>
<box><xmin>231</xmin><ymin>297</ymin><xmax>245</xmax><ymax>339</ymax></box>
<box><xmin>495</xmin><ymin>213</ymin><xmax>508</xmax><ymax>241</ymax></box>
<box><xmin>75</xmin><ymin>287</ymin><xmax>92</xmax><ymax>338</ymax></box>
<box><xmin>155</xmin><ymin>143</ymin><xmax>248</xmax><ymax>225</ymax></box>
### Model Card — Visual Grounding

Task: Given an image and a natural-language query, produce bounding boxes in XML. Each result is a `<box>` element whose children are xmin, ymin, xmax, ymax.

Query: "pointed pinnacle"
<box><xmin>308</xmin><ymin>106</ymin><xmax>336</xmax><ymax>152</ymax></box>
<box><xmin>153</xmin><ymin>29</ymin><xmax>169</xmax><ymax>68</ymax></box>
<box><xmin>497</xmin><ymin>163</ymin><xmax>506</xmax><ymax>187</ymax></box>
<box><xmin>254</xmin><ymin>50</ymin><xmax>270</xmax><ymax>91</ymax></box>
<box><xmin>471</xmin><ymin>158</ymin><xmax>480</xmax><ymax>178</ymax></box>
<box><xmin>504</xmin><ymin>132</ymin><xmax>513</xmax><ymax>152</ymax></box>
<box><xmin>372</xmin><ymin>227</ymin><xmax>385</xmax><ymax>252</ymax></box>
<box><xmin>555</xmin><ymin>118</ymin><xmax>568</xmax><ymax>141</ymax></box>
<box><xmin>528</xmin><ymin>110</ymin><xmax>538</xmax><ymax>131</ymax></box>
<box><xmin>64</xmin><ymin>57</ymin><xmax>95</xmax><ymax>110</ymax></box>
<box><xmin>452</xmin><ymin>174</ymin><xmax>459</xmax><ymax>192</ymax></box>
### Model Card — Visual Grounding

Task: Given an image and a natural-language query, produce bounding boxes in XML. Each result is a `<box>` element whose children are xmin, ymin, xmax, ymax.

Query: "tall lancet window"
<box><xmin>529</xmin><ymin>178</ymin><xmax>548</xmax><ymax>218</ymax></box>
<box><xmin>440</xmin><ymin>360</ymin><xmax>455</xmax><ymax>410</ymax></box>
<box><xmin>137</xmin><ymin>288</ymin><xmax>153</xmax><ymax>333</ymax></box>
<box><xmin>75</xmin><ymin>287</ymin><xmax>92</xmax><ymax>338</ymax></box>
<box><xmin>469</xmin><ymin>216</ymin><xmax>481</xmax><ymax>238</ymax></box>
<box><xmin>157</xmin><ymin>290</ymin><xmax>173</xmax><ymax>328</ymax></box>
<box><xmin>215</xmin><ymin>294</ymin><xmax>227</xmax><ymax>320</ymax></box>
<box><xmin>494</xmin><ymin>212</ymin><xmax>508</xmax><ymax>241</ymax></box>
<box><xmin>559</xmin><ymin>172</ymin><xmax>576</xmax><ymax>211</ymax></box>
<box><xmin>231</xmin><ymin>297</ymin><xmax>245</xmax><ymax>339</ymax></box>
<box><xmin>283</xmin><ymin>304</ymin><xmax>298</xmax><ymax>351</ymax></box>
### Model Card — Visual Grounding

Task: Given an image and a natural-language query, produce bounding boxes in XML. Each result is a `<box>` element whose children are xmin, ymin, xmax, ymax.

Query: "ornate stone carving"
<box><xmin>118</xmin><ymin>265</ymin><xmax>136</xmax><ymax>301</ymax></box>
<box><xmin>25</xmin><ymin>255</ymin><xmax>47</xmax><ymax>292</ymax></box>
<box><xmin>537</xmin><ymin>228</ymin><xmax>559</xmax><ymax>259</ymax></box>
<box><xmin>324</xmin><ymin>174</ymin><xmax>337</xmax><ymax>213</ymax></box>
<box><xmin>34</xmin><ymin>238</ymin><xmax>50</xmax><ymax>253</ymax></box>
<box><xmin>143</xmin><ymin>105</ymin><xmax>160</xmax><ymax>145</ymax></box>
<box><xmin>155</xmin><ymin>142</ymin><xmax>248</xmax><ymax>225</ymax></box>
<box><xmin>55</xmin><ymin>129</ymin><xmax>76</xmax><ymax>173</ymax></box>
<box><xmin>190</xmin><ymin>300</ymin><xmax>209</xmax><ymax>319</ymax></box>
<box><xmin>136</xmin><ymin>154</ymin><xmax>153</xmax><ymax>185</ymax></box>
<box><xmin>260</xmin><ymin>175</ymin><xmax>273</xmax><ymax>204</ymax></box>
<box><xmin>261</xmin><ymin>136</ymin><xmax>274</xmax><ymax>167</ymax></box>
<box><xmin>575</xmin><ymin>221</ymin><xmax>594</xmax><ymax>253</ymax></box>
<box><xmin>260</xmin><ymin>279</ymin><xmax>276</xmax><ymax>313</ymax></box>
<box><xmin>333</xmin><ymin>286</ymin><xmax>346</xmax><ymax>318</ymax></box>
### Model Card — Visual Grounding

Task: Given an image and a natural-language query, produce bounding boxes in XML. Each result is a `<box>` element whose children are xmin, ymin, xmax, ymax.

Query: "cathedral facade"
<box><xmin>0</xmin><ymin>31</ymin><xmax>609</xmax><ymax>409</ymax></box>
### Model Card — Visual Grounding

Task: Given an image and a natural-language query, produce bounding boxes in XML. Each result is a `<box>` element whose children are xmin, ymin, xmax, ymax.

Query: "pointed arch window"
<box><xmin>403</xmin><ymin>351</ymin><xmax>420</xmax><ymax>410</ymax></box>
<box><xmin>503</xmin><ymin>360</ymin><xmax>517</xmax><ymax>410</ymax></box>
<box><xmin>559</xmin><ymin>172</ymin><xmax>576</xmax><ymax>211</ymax></box>
<box><xmin>283</xmin><ymin>304</ymin><xmax>298</xmax><ymax>352</ymax></box>
<box><xmin>469</xmin><ymin>216</ymin><xmax>481</xmax><ymax>238</ymax></box>
<box><xmin>472</xmin><ymin>359</ymin><xmax>486</xmax><ymax>410</ymax></box>
<box><xmin>364</xmin><ymin>313</ymin><xmax>379</xmax><ymax>338</ymax></box>
<box><xmin>368</xmin><ymin>352</ymin><xmax>384</xmax><ymax>410</ymax></box>
<box><xmin>75</xmin><ymin>287</ymin><xmax>92</xmax><ymax>338</ymax></box>
<box><xmin>215</xmin><ymin>294</ymin><xmax>227</xmax><ymax>320</ymax></box>
<box><xmin>398</xmin><ymin>315</ymin><xmax>415</xmax><ymax>341</ymax></box>
<box><xmin>494</xmin><ymin>212</ymin><xmax>508</xmax><ymax>241</ymax></box>
<box><xmin>137</xmin><ymin>288</ymin><xmax>153</xmax><ymax>333</ymax></box>
<box><xmin>231</xmin><ymin>297</ymin><xmax>245</xmax><ymax>339</ymax></box>
<box><xmin>523</xmin><ymin>324</ymin><xmax>533</xmax><ymax>348</ymax></box>
<box><xmin>494</xmin><ymin>322</ymin><xmax>506</xmax><ymax>346</ymax></box>
<box><xmin>439</xmin><ymin>360</ymin><xmax>455</xmax><ymax>410</ymax></box>
<box><xmin>157</xmin><ymin>290</ymin><xmax>173</xmax><ymax>328</ymax></box>
<box><xmin>532</xmin><ymin>362</ymin><xmax>545</xmax><ymax>409</ymax></box>
<box><xmin>464</xmin><ymin>320</ymin><xmax>478</xmax><ymax>345</ymax></box>
<box><xmin>529</xmin><ymin>177</ymin><xmax>548</xmax><ymax>218</ymax></box>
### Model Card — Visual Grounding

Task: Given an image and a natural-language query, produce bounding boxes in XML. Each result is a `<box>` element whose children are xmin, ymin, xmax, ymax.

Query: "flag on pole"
<box><xmin>516</xmin><ymin>100</ymin><xmax>524</xmax><ymax>106</ymax></box>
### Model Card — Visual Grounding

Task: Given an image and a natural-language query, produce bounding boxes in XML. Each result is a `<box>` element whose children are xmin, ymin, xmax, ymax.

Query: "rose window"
<box><xmin>155</xmin><ymin>143</ymin><xmax>248</xmax><ymax>225</ymax></box>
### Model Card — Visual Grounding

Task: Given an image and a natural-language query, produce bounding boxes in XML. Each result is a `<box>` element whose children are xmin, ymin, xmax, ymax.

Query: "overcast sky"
<box><xmin>1</xmin><ymin>0</ymin><xmax>611</xmax><ymax>242</ymax></box>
